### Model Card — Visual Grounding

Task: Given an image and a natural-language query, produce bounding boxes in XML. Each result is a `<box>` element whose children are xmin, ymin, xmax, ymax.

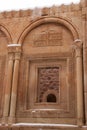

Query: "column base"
<box><xmin>8</xmin><ymin>117</ymin><xmax>16</xmax><ymax>125</ymax></box>
<box><xmin>1</xmin><ymin>116</ymin><xmax>8</xmax><ymax>125</ymax></box>
<box><xmin>77</xmin><ymin>118</ymin><xmax>84</xmax><ymax>127</ymax></box>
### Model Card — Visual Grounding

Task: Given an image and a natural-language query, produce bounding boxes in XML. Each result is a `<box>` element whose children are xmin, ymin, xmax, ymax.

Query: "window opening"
<box><xmin>47</xmin><ymin>94</ymin><xmax>56</xmax><ymax>102</ymax></box>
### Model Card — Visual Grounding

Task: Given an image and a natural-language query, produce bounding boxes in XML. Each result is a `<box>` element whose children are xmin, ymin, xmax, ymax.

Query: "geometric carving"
<box><xmin>37</xmin><ymin>67</ymin><xmax>59</xmax><ymax>102</ymax></box>
<box><xmin>33</xmin><ymin>30</ymin><xmax>62</xmax><ymax>47</ymax></box>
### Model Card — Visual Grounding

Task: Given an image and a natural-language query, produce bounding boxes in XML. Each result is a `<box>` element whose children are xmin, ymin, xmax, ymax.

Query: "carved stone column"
<box><xmin>73</xmin><ymin>40</ymin><xmax>84</xmax><ymax>126</ymax></box>
<box><xmin>2</xmin><ymin>52</ymin><xmax>14</xmax><ymax>124</ymax></box>
<box><xmin>82</xmin><ymin>12</ymin><xmax>87</xmax><ymax>125</ymax></box>
<box><xmin>9</xmin><ymin>46</ymin><xmax>21</xmax><ymax>124</ymax></box>
<box><xmin>2</xmin><ymin>44</ymin><xmax>21</xmax><ymax>124</ymax></box>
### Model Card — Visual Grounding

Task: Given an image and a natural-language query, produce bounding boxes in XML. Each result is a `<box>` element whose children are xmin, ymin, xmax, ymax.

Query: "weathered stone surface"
<box><xmin>0</xmin><ymin>0</ymin><xmax>87</xmax><ymax>129</ymax></box>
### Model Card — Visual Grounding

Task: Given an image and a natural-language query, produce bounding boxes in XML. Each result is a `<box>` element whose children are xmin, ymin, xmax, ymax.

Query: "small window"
<box><xmin>47</xmin><ymin>94</ymin><xmax>56</xmax><ymax>103</ymax></box>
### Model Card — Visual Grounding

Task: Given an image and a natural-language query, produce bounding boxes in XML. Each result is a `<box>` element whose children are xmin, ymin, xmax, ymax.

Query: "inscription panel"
<box><xmin>33</xmin><ymin>30</ymin><xmax>62</xmax><ymax>47</ymax></box>
<box><xmin>24</xmin><ymin>23</ymin><xmax>64</xmax><ymax>47</ymax></box>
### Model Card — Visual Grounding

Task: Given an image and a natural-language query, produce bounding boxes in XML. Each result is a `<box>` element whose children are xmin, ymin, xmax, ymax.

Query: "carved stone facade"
<box><xmin>0</xmin><ymin>0</ymin><xmax>87</xmax><ymax>130</ymax></box>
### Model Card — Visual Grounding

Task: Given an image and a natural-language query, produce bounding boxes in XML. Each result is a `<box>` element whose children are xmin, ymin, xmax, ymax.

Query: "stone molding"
<box><xmin>7</xmin><ymin>44</ymin><xmax>21</xmax><ymax>53</ymax></box>
<box><xmin>15</xmin><ymin>53</ymin><xmax>21</xmax><ymax>60</ymax></box>
<box><xmin>18</xmin><ymin>17</ymin><xmax>79</xmax><ymax>44</ymax></box>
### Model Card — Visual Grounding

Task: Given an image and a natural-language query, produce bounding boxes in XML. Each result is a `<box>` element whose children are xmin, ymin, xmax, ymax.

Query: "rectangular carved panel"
<box><xmin>16</xmin><ymin>54</ymin><xmax>76</xmax><ymax>124</ymax></box>
<box><xmin>33</xmin><ymin>30</ymin><xmax>62</xmax><ymax>47</ymax></box>
<box><xmin>38</xmin><ymin>67</ymin><xmax>59</xmax><ymax>102</ymax></box>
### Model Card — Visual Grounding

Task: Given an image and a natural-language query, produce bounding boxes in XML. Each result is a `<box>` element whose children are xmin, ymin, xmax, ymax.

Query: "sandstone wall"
<box><xmin>0</xmin><ymin>0</ymin><xmax>86</xmax><ymax>128</ymax></box>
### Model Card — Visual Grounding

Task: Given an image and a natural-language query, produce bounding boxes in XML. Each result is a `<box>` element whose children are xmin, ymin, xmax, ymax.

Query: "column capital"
<box><xmin>7</xmin><ymin>44</ymin><xmax>21</xmax><ymax>53</ymax></box>
<box><xmin>71</xmin><ymin>39</ymin><xmax>83</xmax><ymax>57</ymax></box>
<box><xmin>15</xmin><ymin>52</ymin><xmax>21</xmax><ymax>60</ymax></box>
<box><xmin>74</xmin><ymin>39</ymin><xmax>83</xmax><ymax>49</ymax></box>
<box><xmin>8</xmin><ymin>53</ymin><xmax>14</xmax><ymax>60</ymax></box>
<box><xmin>71</xmin><ymin>39</ymin><xmax>83</xmax><ymax>50</ymax></box>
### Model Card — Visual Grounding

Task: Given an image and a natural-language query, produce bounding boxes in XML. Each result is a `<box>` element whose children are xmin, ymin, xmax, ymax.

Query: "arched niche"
<box><xmin>47</xmin><ymin>94</ymin><xmax>56</xmax><ymax>103</ymax></box>
<box><xmin>0</xmin><ymin>25</ymin><xmax>12</xmax><ymax>118</ymax></box>
<box><xmin>16</xmin><ymin>17</ymin><xmax>82</xmax><ymax>124</ymax></box>
<box><xmin>18</xmin><ymin>16</ymin><xmax>80</xmax><ymax>44</ymax></box>
<box><xmin>42</xmin><ymin>90</ymin><xmax>59</xmax><ymax>103</ymax></box>
<box><xmin>18</xmin><ymin>16</ymin><xmax>80</xmax><ymax>55</ymax></box>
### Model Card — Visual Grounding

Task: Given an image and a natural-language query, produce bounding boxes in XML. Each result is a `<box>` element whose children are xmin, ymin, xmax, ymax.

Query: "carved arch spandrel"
<box><xmin>18</xmin><ymin>16</ymin><xmax>80</xmax><ymax>45</ymax></box>
<box><xmin>0</xmin><ymin>24</ymin><xmax>12</xmax><ymax>44</ymax></box>
<box><xmin>0</xmin><ymin>24</ymin><xmax>12</xmax><ymax>119</ymax></box>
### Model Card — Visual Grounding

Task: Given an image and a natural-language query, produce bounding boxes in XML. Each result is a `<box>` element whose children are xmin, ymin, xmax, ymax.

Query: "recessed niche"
<box><xmin>37</xmin><ymin>67</ymin><xmax>59</xmax><ymax>103</ymax></box>
<box><xmin>47</xmin><ymin>94</ymin><xmax>57</xmax><ymax>103</ymax></box>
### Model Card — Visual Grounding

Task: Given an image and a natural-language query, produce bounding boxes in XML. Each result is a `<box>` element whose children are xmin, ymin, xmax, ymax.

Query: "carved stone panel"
<box><xmin>38</xmin><ymin>67</ymin><xmax>59</xmax><ymax>102</ymax></box>
<box><xmin>23</xmin><ymin>23</ymin><xmax>73</xmax><ymax>55</ymax></box>
<box><xmin>16</xmin><ymin>53</ymin><xmax>76</xmax><ymax>124</ymax></box>
<box><xmin>33</xmin><ymin>29</ymin><xmax>62</xmax><ymax>47</ymax></box>
<box><xmin>27</xmin><ymin>58</ymin><xmax>75</xmax><ymax>113</ymax></box>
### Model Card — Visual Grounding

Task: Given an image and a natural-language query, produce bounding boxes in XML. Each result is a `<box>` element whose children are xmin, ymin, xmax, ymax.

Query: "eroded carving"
<box><xmin>38</xmin><ymin>67</ymin><xmax>59</xmax><ymax>102</ymax></box>
<box><xmin>8</xmin><ymin>44</ymin><xmax>21</xmax><ymax>53</ymax></box>
<box><xmin>33</xmin><ymin>30</ymin><xmax>62</xmax><ymax>47</ymax></box>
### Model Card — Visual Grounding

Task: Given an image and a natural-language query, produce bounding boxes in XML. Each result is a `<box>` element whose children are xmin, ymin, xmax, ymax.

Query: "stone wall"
<box><xmin>0</xmin><ymin>0</ymin><xmax>87</xmax><ymax>129</ymax></box>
